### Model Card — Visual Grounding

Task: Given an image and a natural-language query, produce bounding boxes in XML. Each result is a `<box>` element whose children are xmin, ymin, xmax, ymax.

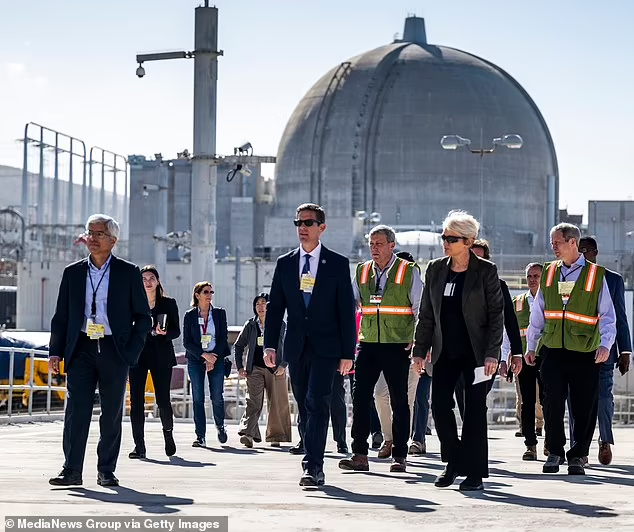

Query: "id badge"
<box><xmin>443</xmin><ymin>283</ymin><xmax>455</xmax><ymax>297</ymax></box>
<box><xmin>369</xmin><ymin>295</ymin><xmax>382</xmax><ymax>305</ymax></box>
<box><xmin>558</xmin><ymin>281</ymin><xmax>575</xmax><ymax>295</ymax></box>
<box><xmin>257</xmin><ymin>336</ymin><xmax>264</xmax><ymax>347</ymax></box>
<box><xmin>300</xmin><ymin>273</ymin><xmax>316</xmax><ymax>293</ymax></box>
<box><xmin>201</xmin><ymin>334</ymin><xmax>212</xmax><ymax>349</ymax></box>
<box><xmin>86</xmin><ymin>319</ymin><xmax>105</xmax><ymax>340</ymax></box>
<box><xmin>198</xmin><ymin>317</ymin><xmax>205</xmax><ymax>325</ymax></box>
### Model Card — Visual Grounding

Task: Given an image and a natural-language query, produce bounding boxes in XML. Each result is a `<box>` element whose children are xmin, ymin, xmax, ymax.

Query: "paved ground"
<box><xmin>1</xmin><ymin>420</ymin><xmax>634</xmax><ymax>531</ymax></box>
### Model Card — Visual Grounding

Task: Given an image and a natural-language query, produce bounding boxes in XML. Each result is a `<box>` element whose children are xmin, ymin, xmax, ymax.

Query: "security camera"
<box><xmin>142</xmin><ymin>185</ymin><xmax>150</xmax><ymax>198</ymax></box>
<box><xmin>234</xmin><ymin>142</ymin><xmax>253</xmax><ymax>155</ymax></box>
<box><xmin>136</xmin><ymin>64</ymin><xmax>146</xmax><ymax>78</ymax></box>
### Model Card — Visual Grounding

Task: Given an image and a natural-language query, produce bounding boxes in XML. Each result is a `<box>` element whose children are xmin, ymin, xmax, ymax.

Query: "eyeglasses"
<box><xmin>201</xmin><ymin>289</ymin><xmax>214</xmax><ymax>295</ymax></box>
<box><xmin>85</xmin><ymin>230</ymin><xmax>110</xmax><ymax>240</ymax></box>
<box><xmin>293</xmin><ymin>219</ymin><xmax>322</xmax><ymax>227</ymax></box>
<box><xmin>441</xmin><ymin>235</ymin><xmax>466</xmax><ymax>244</ymax></box>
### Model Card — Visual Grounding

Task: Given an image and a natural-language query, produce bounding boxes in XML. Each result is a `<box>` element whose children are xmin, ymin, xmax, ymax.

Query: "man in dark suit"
<box><xmin>264</xmin><ymin>203</ymin><xmax>356</xmax><ymax>487</ymax></box>
<box><xmin>48</xmin><ymin>214</ymin><xmax>151</xmax><ymax>487</ymax></box>
<box><xmin>579</xmin><ymin>237</ymin><xmax>632</xmax><ymax>465</ymax></box>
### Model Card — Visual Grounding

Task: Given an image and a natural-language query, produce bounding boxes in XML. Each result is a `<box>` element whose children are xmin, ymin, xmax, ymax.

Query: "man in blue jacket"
<box><xmin>579</xmin><ymin>236</ymin><xmax>632</xmax><ymax>465</ymax></box>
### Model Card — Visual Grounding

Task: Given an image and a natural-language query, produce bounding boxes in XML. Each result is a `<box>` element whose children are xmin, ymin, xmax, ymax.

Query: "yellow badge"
<box><xmin>558</xmin><ymin>281</ymin><xmax>575</xmax><ymax>295</ymax></box>
<box><xmin>300</xmin><ymin>273</ymin><xmax>316</xmax><ymax>293</ymax></box>
<box><xmin>201</xmin><ymin>334</ymin><xmax>213</xmax><ymax>349</ymax></box>
<box><xmin>257</xmin><ymin>336</ymin><xmax>264</xmax><ymax>347</ymax></box>
<box><xmin>86</xmin><ymin>320</ymin><xmax>105</xmax><ymax>340</ymax></box>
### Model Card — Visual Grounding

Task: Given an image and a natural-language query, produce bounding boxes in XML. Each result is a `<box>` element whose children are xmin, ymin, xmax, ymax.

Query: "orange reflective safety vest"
<box><xmin>356</xmin><ymin>257</ymin><xmax>416</xmax><ymax>343</ymax></box>
<box><xmin>540</xmin><ymin>260</ymin><xmax>604</xmax><ymax>352</ymax></box>
<box><xmin>513</xmin><ymin>292</ymin><xmax>531</xmax><ymax>353</ymax></box>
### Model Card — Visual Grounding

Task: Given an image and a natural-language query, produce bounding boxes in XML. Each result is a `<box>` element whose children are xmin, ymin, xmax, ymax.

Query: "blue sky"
<box><xmin>1</xmin><ymin>0</ymin><xmax>632</xmax><ymax>218</ymax></box>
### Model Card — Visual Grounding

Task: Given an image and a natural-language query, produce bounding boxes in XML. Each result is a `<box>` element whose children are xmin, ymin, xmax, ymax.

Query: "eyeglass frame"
<box><xmin>293</xmin><ymin>219</ymin><xmax>323</xmax><ymax>228</ymax></box>
<box><xmin>441</xmin><ymin>234</ymin><xmax>467</xmax><ymax>244</ymax></box>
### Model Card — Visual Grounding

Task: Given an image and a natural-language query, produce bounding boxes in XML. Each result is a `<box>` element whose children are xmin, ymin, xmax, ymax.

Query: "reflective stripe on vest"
<box><xmin>361</xmin><ymin>306</ymin><xmax>414</xmax><ymax>316</ymax></box>
<box><xmin>544</xmin><ymin>309</ymin><xmax>599</xmax><ymax>326</ymax></box>
<box><xmin>585</xmin><ymin>263</ymin><xmax>598</xmax><ymax>292</ymax></box>
<box><xmin>394</xmin><ymin>261</ymin><xmax>408</xmax><ymax>285</ymax></box>
<box><xmin>360</xmin><ymin>262</ymin><xmax>372</xmax><ymax>285</ymax></box>
<box><xmin>545</xmin><ymin>261</ymin><xmax>558</xmax><ymax>287</ymax></box>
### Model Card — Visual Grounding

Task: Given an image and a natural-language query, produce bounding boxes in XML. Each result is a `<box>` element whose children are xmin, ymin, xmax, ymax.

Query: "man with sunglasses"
<box><xmin>263</xmin><ymin>203</ymin><xmax>356</xmax><ymax>487</ymax></box>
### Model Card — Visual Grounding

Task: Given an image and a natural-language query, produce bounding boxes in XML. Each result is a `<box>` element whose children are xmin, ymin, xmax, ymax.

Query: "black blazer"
<box><xmin>49</xmin><ymin>255</ymin><xmax>152</xmax><ymax>366</ymax></box>
<box><xmin>264</xmin><ymin>245</ymin><xmax>356</xmax><ymax>364</ymax></box>
<box><xmin>234</xmin><ymin>317</ymin><xmax>286</xmax><ymax>374</ymax></box>
<box><xmin>605</xmin><ymin>269</ymin><xmax>632</xmax><ymax>364</ymax></box>
<box><xmin>501</xmin><ymin>279</ymin><xmax>523</xmax><ymax>357</ymax></box>
<box><xmin>413</xmin><ymin>251</ymin><xmax>504</xmax><ymax>366</ymax></box>
<box><xmin>138</xmin><ymin>296</ymin><xmax>181</xmax><ymax>368</ymax></box>
<box><xmin>183</xmin><ymin>306</ymin><xmax>231</xmax><ymax>362</ymax></box>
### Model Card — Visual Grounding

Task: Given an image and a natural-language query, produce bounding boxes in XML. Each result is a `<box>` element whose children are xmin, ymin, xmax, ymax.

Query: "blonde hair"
<box><xmin>442</xmin><ymin>210</ymin><xmax>480</xmax><ymax>240</ymax></box>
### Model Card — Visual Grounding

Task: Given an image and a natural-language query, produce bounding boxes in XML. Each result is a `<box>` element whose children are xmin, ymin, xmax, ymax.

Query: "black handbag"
<box><xmin>224</xmin><ymin>357</ymin><xmax>232</xmax><ymax>378</ymax></box>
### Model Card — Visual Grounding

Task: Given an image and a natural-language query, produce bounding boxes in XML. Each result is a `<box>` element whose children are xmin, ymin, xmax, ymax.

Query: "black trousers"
<box><xmin>330</xmin><ymin>371</ymin><xmax>347</xmax><ymax>446</ymax></box>
<box><xmin>348</xmin><ymin>373</ymin><xmax>381</xmax><ymax>435</ymax></box>
<box><xmin>128</xmin><ymin>351</ymin><xmax>174</xmax><ymax>450</ymax></box>
<box><xmin>518</xmin><ymin>358</ymin><xmax>544</xmax><ymax>447</ymax></box>
<box><xmin>351</xmin><ymin>342</ymin><xmax>410</xmax><ymax>458</ymax></box>
<box><xmin>432</xmin><ymin>353</ymin><xmax>489</xmax><ymax>478</ymax></box>
<box><xmin>288</xmin><ymin>349</ymin><xmax>339</xmax><ymax>474</ymax></box>
<box><xmin>540</xmin><ymin>347</ymin><xmax>600</xmax><ymax>460</ymax></box>
<box><xmin>62</xmin><ymin>336</ymin><xmax>128</xmax><ymax>474</ymax></box>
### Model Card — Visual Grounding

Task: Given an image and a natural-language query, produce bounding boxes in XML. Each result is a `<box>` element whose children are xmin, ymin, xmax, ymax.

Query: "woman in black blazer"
<box><xmin>128</xmin><ymin>266</ymin><xmax>180</xmax><ymax>459</ymax></box>
<box><xmin>412</xmin><ymin>211</ymin><xmax>504</xmax><ymax>492</ymax></box>
<box><xmin>183</xmin><ymin>281</ymin><xmax>231</xmax><ymax>448</ymax></box>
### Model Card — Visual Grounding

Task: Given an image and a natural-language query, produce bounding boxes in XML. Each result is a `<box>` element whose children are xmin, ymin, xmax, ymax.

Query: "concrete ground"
<box><xmin>1</xmin><ymin>420</ymin><xmax>634</xmax><ymax>531</ymax></box>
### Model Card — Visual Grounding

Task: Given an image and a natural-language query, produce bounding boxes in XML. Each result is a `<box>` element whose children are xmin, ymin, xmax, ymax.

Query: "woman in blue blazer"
<box><xmin>183</xmin><ymin>281</ymin><xmax>231</xmax><ymax>447</ymax></box>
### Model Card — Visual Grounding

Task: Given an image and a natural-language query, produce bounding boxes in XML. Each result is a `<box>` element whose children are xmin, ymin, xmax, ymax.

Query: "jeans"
<box><xmin>413</xmin><ymin>372</ymin><xmax>432</xmax><ymax>443</ymax></box>
<box><xmin>188</xmin><ymin>357</ymin><xmax>225</xmax><ymax>439</ymax></box>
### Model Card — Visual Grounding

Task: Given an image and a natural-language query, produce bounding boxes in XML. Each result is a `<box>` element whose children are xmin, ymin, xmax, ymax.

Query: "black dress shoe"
<box><xmin>289</xmin><ymin>442</ymin><xmax>305</xmax><ymax>455</ymax></box>
<box><xmin>217</xmin><ymin>426</ymin><xmax>228</xmax><ymax>444</ymax></box>
<box><xmin>459</xmin><ymin>477</ymin><xmax>484</xmax><ymax>491</ymax></box>
<box><xmin>371</xmin><ymin>432</ymin><xmax>383</xmax><ymax>450</ymax></box>
<box><xmin>299</xmin><ymin>470</ymin><xmax>325</xmax><ymax>487</ymax></box>
<box><xmin>97</xmin><ymin>472</ymin><xmax>119</xmax><ymax>487</ymax></box>
<box><xmin>337</xmin><ymin>444</ymin><xmax>349</xmax><ymax>454</ymax></box>
<box><xmin>192</xmin><ymin>437</ymin><xmax>206</xmax><ymax>448</ymax></box>
<box><xmin>128</xmin><ymin>448</ymin><xmax>146</xmax><ymax>459</ymax></box>
<box><xmin>163</xmin><ymin>429</ymin><xmax>176</xmax><ymax>457</ymax></box>
<box><xmin>49</xmin><ymin>469</ymin><xmax>82</xmax><ymax>486</ymax></box>
<box><xmin>434</xmin><ymin>464</ymin><xmax>459</xmax><ymax>488</ymax></box>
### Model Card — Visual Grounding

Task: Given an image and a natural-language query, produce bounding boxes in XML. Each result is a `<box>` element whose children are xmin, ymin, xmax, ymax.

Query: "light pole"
<box><xmin>135</xmin><ymin>1</ymin><xmax>223</xmax><ymax>285</ymax></box>
<box><xmin>356</xmin><ymin>211</ymin><xmax>381</xmax><ymax>256</ymax></box>
<box><xmin>440</xmin><ymin>133</ymin><xmax>523</xmax><ymax>236</ymax></box>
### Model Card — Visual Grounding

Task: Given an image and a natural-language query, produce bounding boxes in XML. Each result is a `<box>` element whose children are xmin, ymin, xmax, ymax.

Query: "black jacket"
<box><xmin>49</xmin><ymin>255</ymin><xmax>152</xmax><ymax>366</ymax></box>
<box><xmin>413</xmin><ymin>251</ymin><xmax>504</xmax><ymax>366</ymax></box>
<box><xmin>234</xmin><ymin>317</ymin><xmax>286</xmax><ymax>374</ymax></box>
<box><xmin>137</xmin><ymin>296</ymin><xmax>181</xmax><ymax>368</ymax></box>
<box><xmin>183</xmin><ymin>306</ymin><xmax>231</xmax><ymax>362</ymax></box>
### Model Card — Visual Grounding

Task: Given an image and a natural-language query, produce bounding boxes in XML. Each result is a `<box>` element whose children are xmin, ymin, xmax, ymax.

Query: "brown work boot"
<box><xmin>522</xmin><ymin>445</ymin><xmax>537</xmax><ymax>461</ymax></box>
<box><xmin>338</xmin><ymin>454</ymin><xmax>369</xmax><ymax>471</ymax></box>
<box><xmin>390</xmin><ymin>457</ymin><xmax>407</xmax><ymax>473</ymax></box>
<box><xmin>598</xmin><ymin>442</ymin><xmax>612</xmax><ymax>465</ymax></box>
<box><xmin>377</xmin><ymin>440</ymin><xmax>393</xmax><ymax>459</ymax></box>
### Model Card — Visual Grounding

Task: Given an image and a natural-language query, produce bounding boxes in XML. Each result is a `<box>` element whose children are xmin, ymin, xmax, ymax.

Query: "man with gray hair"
<box><xmin>526</xmin><ymin>223</ymin><xmax>616</xmax><ymax>476</ymax></box>
<box><xmin>339</xmin><ymin>224</ymin><xmax>423</xmax><ymax>473</ymax></box>
<box><xmin>48</xmin><ymin>214</ymin><xmax>151</xmax><ymax>487</ymax></box>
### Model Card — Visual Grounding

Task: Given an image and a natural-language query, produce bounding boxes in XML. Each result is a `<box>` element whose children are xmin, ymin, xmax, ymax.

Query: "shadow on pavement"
<box><xmin>68</xmin><ymin>486</ymin><xmax>194</xmax><ymax>514</ymax></box>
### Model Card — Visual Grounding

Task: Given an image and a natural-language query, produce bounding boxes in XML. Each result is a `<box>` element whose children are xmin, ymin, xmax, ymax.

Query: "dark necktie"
<box><xmin>302</xmin><ymin>254</ymin><xmax>312</xmax><ymax>307</ymax></box>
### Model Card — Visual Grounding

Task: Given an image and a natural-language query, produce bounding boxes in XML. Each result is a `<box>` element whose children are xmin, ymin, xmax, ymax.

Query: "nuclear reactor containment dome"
<box><xmin>267</xmin><ymin>16</ymin><xmax>558</xmax><ymax>258</ymax></box>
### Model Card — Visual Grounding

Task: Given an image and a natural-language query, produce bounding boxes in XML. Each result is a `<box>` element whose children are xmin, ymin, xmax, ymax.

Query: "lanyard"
<box><xmin>200</xmin><ymin>310</ymin><xmax>210</xmax><ymax>335</ymax></box>
<box><xmin>561</xmin><ymin>264</ymin><xmax>582</xmax><ymax>282</ymax></box>
<box><xmin>88</xmin><ymin>260</ymin><xmax>111</xmax><ymax>320</ymax></box>
<box><xmin>374</xmin><ymin>257</ymin><xmax>397</xmax><ymax>294</ymax></box>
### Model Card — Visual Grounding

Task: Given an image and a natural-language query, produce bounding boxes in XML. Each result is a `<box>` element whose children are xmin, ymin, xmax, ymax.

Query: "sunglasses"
<box><xmin>293</xmin><ymin>219</ymin><xmax>322</xmax><ymax>227</ymax></box>
<box><xmin>201</xmin><ymin>289</ymin><xmax>214</xmax><ymax>295</ymax></box>
<box><xmin>441</xmin><ymin>235</ymin><xmax>466</xmax><ymax>244</ymax></box>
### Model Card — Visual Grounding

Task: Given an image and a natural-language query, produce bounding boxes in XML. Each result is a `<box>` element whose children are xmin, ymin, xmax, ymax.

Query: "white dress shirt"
<box><xmin>501</xmin><ymin>291</ymin><xmax>534</xmax><ymax>362</ymax></box>
<box><xmin>82</xmin><ymin>254</ymin><xmax>112</xmax><ymax>334</ymax></box>
<box><xmin>299</xmin><ymin>242</ymin><xmax>322</xmax><ymax>281</ymax></box>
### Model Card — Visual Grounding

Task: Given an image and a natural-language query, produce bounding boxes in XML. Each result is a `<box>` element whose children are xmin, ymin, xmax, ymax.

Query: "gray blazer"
<box><xmin>413</xmin><ymin>251</ymin><xmax>504</xmax><ymax>367</ymax></box>
<box><xmin>234</xmin><ymin>317</ymin><xmax>286</xmax><ymax>374</ymax></box>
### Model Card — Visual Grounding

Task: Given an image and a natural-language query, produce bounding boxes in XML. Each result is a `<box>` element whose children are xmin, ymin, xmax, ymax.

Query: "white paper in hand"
<box><xmin>473</xmin><ymin>366</ymin><xmax>492</xmax><ymax>385</ymax></box>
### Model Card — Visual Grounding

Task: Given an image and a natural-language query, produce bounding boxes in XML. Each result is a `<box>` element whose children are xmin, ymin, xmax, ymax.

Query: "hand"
<box><xmin>49</xmin><ymin>356</ymin><xmax>60</xmax><ymax>375</ymax></box>
<box><xmin>484</xmin><ymin>357</ymin><xmax>498</xmax><ymax>377</ymax></box>
<box><xmin>524</xmin><ymin>351</ymin><xmax>537</xmax><ymax>366</ymax></box>
<box><xmin>204</xmin><ymin>361</ymin><xmax>214</xmax><ymax>373</ymax></box>
<box><xmin>263</xmin><ymin>348</ymin><xmax>276</xmax><ymax>368</ymax></box>
<box><xmin>339</xmin><ymin>359</ymin><xmax>353</xmax><ymax>375</ymax></box>
<box><xmin>499</xmin><ymin>360</ymin><xmax>508</xmax><ymax>378</ymax></box>
<box><xmin>510</xmin><ymin>356</ymin><xmax>523</xmax><ymax>376</ymax></box>
<box><xmin>404</xmin><ymin>342</ymin><xmax>413</xmax><ymax>352</ymax></box>
<box><xmin>618</xmin><ymin>353</ymin><xmax>631</xmax><ymax>375</ymax></box>
<box><xmin>412</xmin><ymin>356</ymin><xmax>425</xmax><ymax>375</ymax></box>
<box><xmin>425</xmin><ymin>350</ymin><xmax>432</xmax><ymax>363</ymax></box>
<box><xmin>202</xmin><ymin>353</ymin><xmax>217</xmax><ymax>371</ymax></box>
<box><xmin>274</xmin><ymin>366</ymin><xmax>286</xmax><ymax>377</ymax></box>
<box><xmin>155</xmin><ymin>324</ymin><xmax>167</xmax><ymax>336</ymax></box>
<box><xmin>238</xmin><ymin>368</ymin><xmax>248</xmax><ymax>378</ymax></box>
<box><xmin>595</xmin><ymin>346</ymin><xmax>610</xmax><ymax>364</ymax></box>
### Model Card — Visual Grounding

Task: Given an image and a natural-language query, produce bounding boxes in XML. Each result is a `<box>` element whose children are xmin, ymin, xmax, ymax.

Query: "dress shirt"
<box><xmin>502</xmin><ymin>291</ymin><xmax>534</xmax><ymax>361</ymax></box>
<box><xmin>200</xmin><ymin>306</ymin><xmax>217</xmax><ymax>352</ymax></box>
<box><xmin>352</xmin><ymin>254</ymin><xmax>423</xmax><ymax>317</ymax></box>
<box><xmin>526</xmin><ymin>255</ymin><xmax>616</xmax><ymax>352</ymax></box>
<box><xmin>82</xmin><ymin>254</ymin><xmax>112</xmax><ymax>334</ymax></box>
<box><xmin>299</xmin><ymin>242</ymin><xmax>322</xmax><ymax>281</ymax></box>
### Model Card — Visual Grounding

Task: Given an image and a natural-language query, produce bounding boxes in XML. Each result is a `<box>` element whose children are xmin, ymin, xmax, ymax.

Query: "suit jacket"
<box><xmin>413</xmin><ymin>250</ymin><xmax>504</xmax><ymax>366</ymax></box>
<box><xmin>234</xmin><ymin>317</ymin><xmax>286</xmax><ymax>373</ymax></box>
<box><xmin>138</xmin><ymin>296</ymin><xmax>181</xmax><ymax>368</ymax></box>
<box><xmin>501</xmin><ymin>279</ymin><xmax>523</xmax><ymax>357</ymax></box>
<box><xmin>605</xmin><ymin>269</ymin><xmax>632</xmax><ymax>364</ymax></box>
<box><xmin>49</xmin><ymin>255</ymin><xmax>152</xmax><ymax>366</ymax></box>
<box><xmin>264</xmin><ymin>245</ymin><xmax>356</xmax><ymax>364</ymax></box>
<box><xmin>182</xmin><ymin>306</ymin><xmax>231</xmax><ymax>362</ymax></box>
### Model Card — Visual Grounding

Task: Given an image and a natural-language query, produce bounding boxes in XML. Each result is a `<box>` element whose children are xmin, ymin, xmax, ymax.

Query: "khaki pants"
<box><xmin>375</xmin><ymin>364</ymin><xmax>419</xmax><ymax>441</ymax></box>
<box><xmin>238</xmin><ymin>366</ymin><xmax>292</xmax><ymax>442</ymax></box>
<box><xmin>514</xmin><ymin>377</ymin><xmax>544</xmax><ymax>430</ymax></box>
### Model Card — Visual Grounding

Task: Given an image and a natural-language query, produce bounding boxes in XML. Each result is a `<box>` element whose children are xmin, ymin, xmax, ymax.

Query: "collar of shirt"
<box><xmin>561</xmin><ymin>254</ymin><xmax>585</xmax><ymax>271</ymax></box>
<box><xmin>88</xmin><ymin>253</ymin><xmax>112</xmax><ymax>272</ymax></box>
<box><xmin>300</xmin><ymin>242</ymin><xmax>322</xmax><ymax>263</ymax></box>
<box><xmin>373</xmin><ymin>254</ymin><xmax>397</xmax><ymax>276</ymax></box>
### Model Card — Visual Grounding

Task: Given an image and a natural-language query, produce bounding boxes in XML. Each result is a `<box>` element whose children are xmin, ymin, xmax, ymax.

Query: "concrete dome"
<box><xmin>270</xmin><ymin>17</ymin><xmax>558</xmax><ymax>257</ymax></box>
